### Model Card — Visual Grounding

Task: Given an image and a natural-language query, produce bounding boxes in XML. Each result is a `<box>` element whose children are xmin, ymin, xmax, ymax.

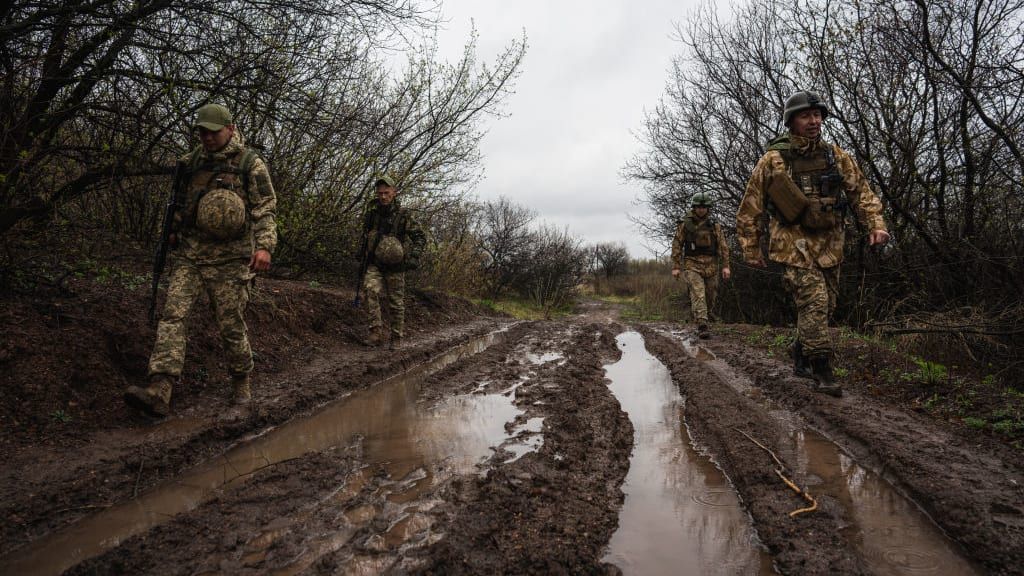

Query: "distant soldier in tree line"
<box><xmin>736</xmin><ymin>90</ymin><xmax>890</xmax><ymax>397</ymax></box>
<box><xmin>671</xmin><ymin>192</ymin><xmax>731</xmax><ymax>339</ymax></box>
<box><xmin>356</xmin><ymin>175</ymin><xmax>426</xmax><ymax>348</ymax></box>
<box><xmin>125</xmin><ymin>104</ymin><xmax>278</xmax><ymax>417</ymax></box>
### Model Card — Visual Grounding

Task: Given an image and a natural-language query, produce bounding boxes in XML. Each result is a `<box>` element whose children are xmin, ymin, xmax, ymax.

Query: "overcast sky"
<box><xmin>429</xmin><ymin>0</ymin><xmax>704</xmax><ymax>257</ymax></box>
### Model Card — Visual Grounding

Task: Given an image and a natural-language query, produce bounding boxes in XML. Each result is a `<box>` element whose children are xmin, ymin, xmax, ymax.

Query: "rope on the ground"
<box><xmin>736</xmin><ymin>428</ymin><xmax>818</xmax><ymax>518</ymax></box>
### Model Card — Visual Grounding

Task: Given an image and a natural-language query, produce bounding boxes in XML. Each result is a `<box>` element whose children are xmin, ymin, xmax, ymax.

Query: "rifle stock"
<box><xmin>149</xmin><ymin>161</ymin><xmax>188</xmax><ymax>326</ymax></box>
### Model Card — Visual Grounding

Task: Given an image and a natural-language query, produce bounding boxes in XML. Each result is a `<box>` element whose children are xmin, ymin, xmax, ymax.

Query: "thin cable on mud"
<box><xmin>736</xmin><ymin>428</ymin><xmax>818</xmax><ymax>518</ymax></box>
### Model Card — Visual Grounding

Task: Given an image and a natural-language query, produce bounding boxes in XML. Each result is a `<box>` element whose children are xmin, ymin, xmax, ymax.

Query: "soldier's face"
<box><xmin>376</xmin><ymin>185</ymin><xmax>397</xmax><ymax>205</ymax></box>
<box><xmin>197</xmin><ymin>125</ymin><xmax>234</xmax><ymax>152</ymax></box>
<box><xmin>790</xmin><ymin>109</ymin><xmax>823</xmax><ymax>139</ymax></box>
<box><xmin>695</xmin><ymin>206</ymin><xmax>709</xmax><ymax>217</ymax></box>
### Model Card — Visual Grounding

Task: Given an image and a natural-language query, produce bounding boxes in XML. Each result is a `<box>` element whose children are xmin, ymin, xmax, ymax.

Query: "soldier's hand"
<box><xmin>250</xmin><ymin>249</ymin><xmax>272</xmax><ymax>272</ymax></box>
<box><xmin>722</xmin><ymin>267</ymin><xmax>731</xmax><ymax>280</ymax></box>
<box><xmin>747</xmin><ymin>258</ymin><xmax>766</xmax><ymax>268</ymax></box>
<box><xmin>671</xmin><ymin>268</ymin><xmax>681</xmax><ymax>278</ymax></box>
<box><xmin>868</xmin><ymin>229</ymin><xmax>891</xmax><ymax>246</ymax></box>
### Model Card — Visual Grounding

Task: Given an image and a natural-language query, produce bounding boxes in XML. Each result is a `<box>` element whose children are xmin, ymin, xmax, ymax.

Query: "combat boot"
<box><xmin>231</xmin><ymin>373</ymin><xmax>252</xmax><ymax>405</ymax></box>
<box><xmin>123</xmin><ymin>375</ymin><xmax>173</xmax><ymax>417</ymax></box>
<box><xmin>365</xmin><ymin>328</ymin><xmax>385</xmax><ymax>347</ymax></box>
<box><xmin>809</xmin><ymin>355</ymin><xmax>842</xmax><ymax>397</ymax></box>
<box><xmin>697</xmin><ymin>323</ymin><xmax>711</xmax><ymax>339</ymax></box>
<box><xmin>792</xmin><ymin>340</ymin><xmax>813</xmax><ymax>379</ymax></box>
<box><xmin>388</xmin><ymin>333</ymin><xmax>403</xmax><ymax>350</ymax></box>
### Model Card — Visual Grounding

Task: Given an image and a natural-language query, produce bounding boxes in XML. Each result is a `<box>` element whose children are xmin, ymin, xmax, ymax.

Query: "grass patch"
<box><xmin>472</xmin><ymin>298</ymin><xmax>572</xmax><ymax>320</ymax></box>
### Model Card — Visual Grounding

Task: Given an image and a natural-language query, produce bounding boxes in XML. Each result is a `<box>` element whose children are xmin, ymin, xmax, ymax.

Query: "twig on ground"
<box><xmin>735</xmin><ymin>428</ymin><xmax>818</xmax><ymax>518</ymax></box>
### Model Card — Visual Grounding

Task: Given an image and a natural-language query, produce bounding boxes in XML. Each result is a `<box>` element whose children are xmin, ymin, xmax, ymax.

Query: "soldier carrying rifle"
<box><xmin>125</xmin><ymin>103</ymin><xmax>277</xmax><ymax>417</ymax></box>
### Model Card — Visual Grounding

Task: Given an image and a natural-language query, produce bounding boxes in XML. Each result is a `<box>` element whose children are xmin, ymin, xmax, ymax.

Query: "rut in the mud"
<box><xmin>602</xmin><ymin>331</ymin><xmax>773</xmax><ymax>575</ymax></box>
<box><xmin>2</xmin><ymin>326</ymin><xmax>518</xmax><ymax>575</ymax></box>
<box><xmin>24</xmin><ymin>319</ymin><xmax>632</xmax><ymax>575</ymax></box>
<box><xmin>641</xmin><ymin>325</ymin><xmax>1008</xmax><ymax>576</ymax></box>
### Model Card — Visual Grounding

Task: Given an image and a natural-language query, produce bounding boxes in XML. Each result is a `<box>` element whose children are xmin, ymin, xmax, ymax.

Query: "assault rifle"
<box><xmin>353</xmin><ymin>234</ymin><xmax>371</xmax><ymax>308</ymax></box>
<box><xmin>148</xmin><ymin>161</ymin><xmax>189</xmax><ymax>326</ymax></box>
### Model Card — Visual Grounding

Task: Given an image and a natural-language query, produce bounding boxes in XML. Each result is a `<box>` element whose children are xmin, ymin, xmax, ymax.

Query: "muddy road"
<box><xmin>1</xmin><ymin>297</ymin><xmax>1022</xmax><ymax>575</ymax></box>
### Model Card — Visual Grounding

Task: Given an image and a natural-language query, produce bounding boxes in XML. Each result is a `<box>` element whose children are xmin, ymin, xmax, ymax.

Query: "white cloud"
<box><xmin>431</xmin><ymin>0</ymin><xmax>703</xmax><ymax>257</ymax></box>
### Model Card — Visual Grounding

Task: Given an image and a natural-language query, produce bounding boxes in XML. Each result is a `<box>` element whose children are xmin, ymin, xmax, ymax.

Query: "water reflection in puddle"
<box><xmin>602</xmin><ymin>331</ymin><xmax>774</xmax><ymax>575</ymax></box>
<box><xmin>796</xmin><ymin>430</ymin><xmax>980</xmax><ymax>576</ymax></box>
<box><xmin>0</xmin><ymin>328</ymin><xmax>524</xmax><ymax>576</ymax></box>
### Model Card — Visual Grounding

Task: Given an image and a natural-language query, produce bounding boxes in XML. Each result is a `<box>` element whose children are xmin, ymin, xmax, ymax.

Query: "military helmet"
<box><xmin>374</xmin><ymin>235</ymin><xmax>405</xmax><ymax>266</ymax></box>
<box><xmin>196</xmin><ymin>188</ymin><xmax>246</xmax><ymax>240</ymax></box>
<box><xmin>692</xmin><ymin>192</ymin><xmax>713</xmax><ymax>208</ymax></box>
<box><xmin>783</xmin><ymin>90</ymin><xmax>830</xmax><ymax>126</ymax></box>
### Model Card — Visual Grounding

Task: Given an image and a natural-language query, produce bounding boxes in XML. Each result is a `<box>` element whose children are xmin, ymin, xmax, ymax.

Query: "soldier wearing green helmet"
<box><xmin>124</xmin><ymin>103</ymin><xmax>278</xmax><ymax>417</ymax></box>
<box><xmin>671</xmin><ymin>192</ymin><xmax>731</xmax><ymax>339</ymax></box>
<box><xmin>356</xmin><ymin>174</ymin><xmax>426</xmax><ymax>347</ymax></box>
<box><xmin>736</xmin><ymin>90</ymin><xmax>890</xmax><ymax>397</ymax></box>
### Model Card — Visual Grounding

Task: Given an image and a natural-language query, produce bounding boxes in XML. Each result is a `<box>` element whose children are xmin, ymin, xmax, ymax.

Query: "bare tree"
<box><xmin>590</xmin><ymin>242</ymin><xmax>630</xmax><ymax>278</ymax></box>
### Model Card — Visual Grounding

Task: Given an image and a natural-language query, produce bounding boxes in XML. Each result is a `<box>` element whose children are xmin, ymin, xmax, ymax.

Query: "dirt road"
<box><xmin>1</xmin><ymin>291</ymin><xmax>1021</xmax><ymax>575</ymax></box>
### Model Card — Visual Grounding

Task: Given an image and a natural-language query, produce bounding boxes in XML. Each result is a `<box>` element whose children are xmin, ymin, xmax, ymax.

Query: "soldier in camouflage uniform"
<box><xmin>736</xmin><ymin>91</ymin><xmax>889</xmax><ymax>397</ymax></box>
<box><xmin>357</xmin><ymin>175</ymin><xmax>426</xmax><ymax>348</ymax></box>
<box><xmin>671</xmin><ymin>193</ymin><xmax>731</xmax><ymax>339</ymax></box>
<box><xmin>124</xmin><ymin>103</ymin><xmax>277</xmax><ymax>416</ymax></box>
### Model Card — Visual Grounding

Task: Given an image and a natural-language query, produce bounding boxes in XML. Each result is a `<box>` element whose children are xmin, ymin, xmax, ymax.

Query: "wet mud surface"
<box><xmin>3</xmin><ymin>290</ymin><xmax>1023</xmax><ymax>575</ymax></box>
<box><xmin>641</xmin><ymin>324</ymin><xmax>1021</xmax><ymax>576</ymax></box>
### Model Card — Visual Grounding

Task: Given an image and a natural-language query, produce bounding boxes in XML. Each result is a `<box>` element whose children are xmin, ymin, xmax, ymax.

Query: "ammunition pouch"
<box><xmin>694</xmin><ymin>228</ymin><xmax>714</xmax><ymax>250</ymax></box>
<box><xmin>767</xmin><ymin>173</ymin><xmax>809</xmax><ymax>225</ymax></box>
<box><xmin>801</xmin><ymin>197</ymin><xmax>840</xmax><ymax>231</ymax></box>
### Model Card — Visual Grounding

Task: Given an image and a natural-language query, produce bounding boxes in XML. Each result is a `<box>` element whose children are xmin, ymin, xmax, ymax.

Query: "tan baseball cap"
<box><xmin>374</xmin><ymin>174</ymin><xmax>396</xmax><ymax>188</ymax></box>
<box><xmin>194</xmin><ymin>104</ymin><xmax>233</xmax><ymax>131</ymax></box>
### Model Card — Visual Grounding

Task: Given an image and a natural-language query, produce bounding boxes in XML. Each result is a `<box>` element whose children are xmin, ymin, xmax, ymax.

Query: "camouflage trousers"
<box><xmin>148</xmin><ymin>259</ymin><xmax>254</xmax><ymax>379</ymax></box>
<box><xmin>783</xmin><ymin>265</ymin><xmax>839</xmax><ymax>357</ymax></box>
<box><xmin>683</xmin><ymin>262</ymin><xmax>719</xmax><ymax>324</ymax></box>
<box><xmin>364</xmin><ymin>264</ymin><xmax>405</xmax><ymax>337</ymax></box>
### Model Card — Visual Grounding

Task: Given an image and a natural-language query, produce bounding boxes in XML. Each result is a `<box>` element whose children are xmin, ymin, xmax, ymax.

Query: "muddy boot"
<box><xmin>231</xmin><ymin>373</ymin><xmax>252</xmax><ymax>405</ymax></box>
<box><xmin>697</xmin><ymin>323</ymin><xmax>711</xmax><ymax>339</ymax></box>
<box><xmin>791</xmin><ymin>340</ymin><xmax>813</xmax><ymax>379</ymax></box>
<box><xmin>123</xmin><ymin>376</ymin><xmax>173</xmax><ymax>417</ymax></box>
<box><xmin>365</xmin><ymin>328</ymin><xmax>385</xmax><ymax>347</ymax></box>
<box><xmin>388</xmin><ymin>333</ymin><xmax>402</xmax><ymax>350</ymax></box>
<box><xmin>809</xmin><ymin>355</ymin><xmax>842</xmax><ymax>397</ymax></box>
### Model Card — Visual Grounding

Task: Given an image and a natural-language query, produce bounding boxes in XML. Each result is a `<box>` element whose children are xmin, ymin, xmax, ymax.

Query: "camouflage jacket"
<box><xmin>736</xmin><ymin>134</ymin><xmax>886</xmax><ymax>269</ymax></box>
<box><xmin>174</xmin><ymin>132</ymin><xmax>278</xmax><ymax>265</ymax></box>
<box><xmin>671</xmin><ymin>212</ymin><xmax>730</xmax><ymax>276</ymax></box>
<box><xmin>357</xmin><ymin>199</ymin><xmax>427</xmax><ymax>269</ymax></box>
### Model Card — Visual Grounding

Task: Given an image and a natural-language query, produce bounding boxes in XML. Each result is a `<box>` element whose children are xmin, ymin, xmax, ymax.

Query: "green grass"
<box><xmin>473</xmin><ymin>297</ymin><xmax>572</xmax><ymax>320</ymax></box>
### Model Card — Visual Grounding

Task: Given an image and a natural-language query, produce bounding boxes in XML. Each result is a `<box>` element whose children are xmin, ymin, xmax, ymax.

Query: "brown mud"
<box><xmin>641</xmin><ymin>324</ymin><xmax>1022</xmax><ymax>576</ymax></box>
<box><xmin>2</xmin><ymin>285</ymin><xmax>1022</xmax><ymax>575</ymax></box>
<box><xmin>0</xmin><ymin>277</ymin><xmax>501</xmax><ymax>561</ymax></box>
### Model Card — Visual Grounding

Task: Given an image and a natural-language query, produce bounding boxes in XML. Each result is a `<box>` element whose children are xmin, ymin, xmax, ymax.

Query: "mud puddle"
<box><xmin>796</xmin><ymin>429</ymin><xmax>980</xmax><ymax>576</ymax></box>
<box><xmin>1</xmin><ymin>326</ymin><xmax>523</xmax><ymax>576</ymax></box>
<box><xmin>669</xmin><ymin>328</ymin><xmax>981</xmax><ymax>575</ymax></box>
<box><xmin>602</xmin><ymin>331</ymin><xmax>774</xmax><ymax>575</ymax></box>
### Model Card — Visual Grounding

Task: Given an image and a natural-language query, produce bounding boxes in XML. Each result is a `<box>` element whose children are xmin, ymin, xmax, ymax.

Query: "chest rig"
<box><xmin>182</xmin><ymin>147</ymin><xmax>256</xmax><ymax>233</ymax></box>
<box><xmin>767</xmin><ymin>137</ymin><xmax>847</xmax><ymax>231</ymax></box>
<box><xmin>682</xmin><ymin>216</ymin><xmax>717</xmax><ymax>256</ymax></box>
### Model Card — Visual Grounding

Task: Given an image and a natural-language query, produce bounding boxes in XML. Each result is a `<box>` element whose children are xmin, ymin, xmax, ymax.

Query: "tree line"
<box><xmin>1</xmin><ymin>0</ymin><xmax>527</xmax><ymax>281</ymax></box>
<box><xmin>625</xmin><ymin>0</ymin><xmax>1024</xmax><ymax>371</ymax></box>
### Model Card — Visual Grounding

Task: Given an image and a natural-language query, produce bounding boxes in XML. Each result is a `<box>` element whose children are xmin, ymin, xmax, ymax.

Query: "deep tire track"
<box><xmin>638</xmin><ymin>326</ymin><xmax>869</xmax><ymax>576</ymax></box>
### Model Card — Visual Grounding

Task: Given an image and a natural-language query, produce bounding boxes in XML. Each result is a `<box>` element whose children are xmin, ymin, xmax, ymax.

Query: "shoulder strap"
<box><xmin>186</xmin><ymin>146</ymin><xmax>204</xmax><ymax>173</ymax></box>
<box><xmin>238</xmin><ymin>149</ymin><xmax>257</xmax><ymax>194</ymax></box>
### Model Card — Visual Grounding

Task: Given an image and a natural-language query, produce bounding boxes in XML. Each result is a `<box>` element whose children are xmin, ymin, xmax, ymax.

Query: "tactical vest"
<box><xmin>682</xmin><ymin>216</ymin><xmax>717</xmax><ymax>256</ymax></box>
<box><xmin>182</xmin><ymin>147</ymin><xmax>257</xmax><ymax>239</ymax></box>
<box><xmin>365</xmin><ymin>203</ymin><xmax>411</xmax><ymax>267</ymax></box>
<box><xmin>767</xmin><ymin>136</ymin><xmax>846</xmax><ymax>231</ymax></box>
